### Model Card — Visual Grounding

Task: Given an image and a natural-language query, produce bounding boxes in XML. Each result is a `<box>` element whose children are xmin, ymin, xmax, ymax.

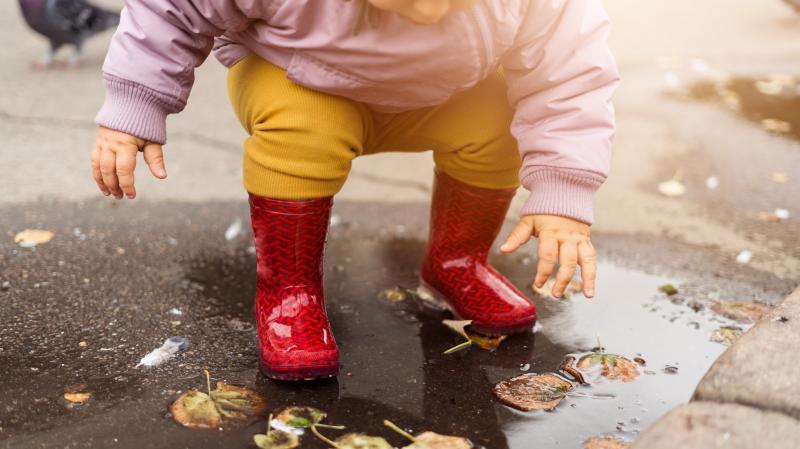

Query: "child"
<box><xmin>91</xmin><ymin>0</ymin><xmax>619</xmax><ymax>380</ymax></box>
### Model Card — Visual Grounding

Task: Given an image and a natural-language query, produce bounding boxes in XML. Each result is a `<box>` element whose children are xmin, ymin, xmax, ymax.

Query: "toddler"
<box><xmin>92</xmin><ymin>0</ymin><xmax>619</xmax><ymax>380</ymax></box>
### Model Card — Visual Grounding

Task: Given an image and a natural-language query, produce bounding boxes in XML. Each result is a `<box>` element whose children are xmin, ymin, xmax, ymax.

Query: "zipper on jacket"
<box><xmin>469</xmin><ymin>3</ymin><xmax>494</xmax><ymax>80</ymax></box>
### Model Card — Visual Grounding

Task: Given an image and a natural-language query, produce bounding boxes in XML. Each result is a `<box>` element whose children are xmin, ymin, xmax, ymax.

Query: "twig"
<box><xmin>443</xmin><ymin>340</ymin><xmax>472</xmax><ymax>355</ymax></box>
<box><xmin>384</xmin><ymin>419</ymin><xmax>417</xmax><ymax>443</ymax></box>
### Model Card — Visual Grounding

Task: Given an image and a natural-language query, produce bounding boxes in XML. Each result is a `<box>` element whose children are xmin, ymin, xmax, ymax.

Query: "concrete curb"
<box><xmin>632</xmin><ymin>288</ymin><xmax>800</xmax><ymax>448</ymax></box>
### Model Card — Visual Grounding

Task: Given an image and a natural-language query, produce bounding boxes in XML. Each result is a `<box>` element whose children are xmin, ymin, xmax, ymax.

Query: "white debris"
<box><xmin>168</xmin><ymin>308</ymin><xmax>183</xmax><ymax>316</ymax></box>
<box><xmin>224</xmin><ymin>219</ymin><xmax>243</xmax><ymax>241</ymax></box>
<box><xmin>658</xmin><ymin>179</ymin><xmax>686</xmax><ymax>197</ymax></box>
<box><xmin>136</xmin><ymin>337</ymin><xmax>190</xmax><ymax>368</ymax></box>
<box><xmin>735</xmin><ymin>250</ymin><xmax>753</xmax><ymax>264</ymax></box>
<box><xmin>329</xmin><ymin>213</ymin><xmax>342</xmax><ymax>227</ymax></box>
<box><xmin>705</xmin><ymin>176</ymin><xmax>719</xmax><ymax>190</ymax></box>
<box><xmin>520</xmin><ymin>363</ymin><xmax>531</xmax><ymax>372</ymax></box>
<box><xmin>166</xmin><ymin>236</ymin><xmax>178</xmax><ymax>246</ymax></box>
<box><xmin>775</xmin><ymin>208</ymin><xmax>790</xmax><ymax>220</ymax></box>
<box><xmin>689</xmin><ymin>58</ymin><xmax>711</xmax><ymax>74</ymax></box>
<box><xmin>663</xmin><ymin>71</ymin><xmax>681</xmax><ymax>91</ymax></box>
<box><xmin>532</xmin><ymin>321</ymin><xmax>544</xmax><ymax>333</ymax></box>
<box><xmin>247</xmin><ymin>245</ymin><xmax>256</xmax><ymax>255</ymax></box>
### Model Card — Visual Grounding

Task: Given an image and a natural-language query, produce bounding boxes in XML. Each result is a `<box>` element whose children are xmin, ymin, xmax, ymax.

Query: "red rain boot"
<box><xmin>420</xmin><ymin>171</ymin><xmax>537</xmax><ymax>335</ymax></box>
<box><xmin>249</xmin><ymin>194</ymin><xmax>339</xmax><ymax>380</ymax></box>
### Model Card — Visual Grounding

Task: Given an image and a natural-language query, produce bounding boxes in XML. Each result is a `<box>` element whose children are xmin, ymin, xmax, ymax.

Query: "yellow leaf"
<box><xmin>14</xmin><ymin>229</ymin><xmax>54</xmax><ymax>247</ymax></box>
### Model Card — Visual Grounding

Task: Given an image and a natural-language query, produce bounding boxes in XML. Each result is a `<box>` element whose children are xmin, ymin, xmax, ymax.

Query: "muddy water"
<box><xmin>688</xmin><ymin>75</ymin><xmax>800</xmax><ymax>141</ymax></box>
<box><xmin>0</xmin><ymin>232</ymin><xmax>743</xmax><ymax>449</ymax></box>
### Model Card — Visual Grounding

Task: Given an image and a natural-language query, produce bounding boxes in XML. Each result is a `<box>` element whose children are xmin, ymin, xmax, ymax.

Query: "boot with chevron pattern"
<box><xmin>249</xmin><ymin>194</ymin><xmax>339</xmax><ymax>380</ymax></box>
<box><xmin>420</xmin><ymin>170</ymin><xmax>537</xmax><ymax>336</ymax></box>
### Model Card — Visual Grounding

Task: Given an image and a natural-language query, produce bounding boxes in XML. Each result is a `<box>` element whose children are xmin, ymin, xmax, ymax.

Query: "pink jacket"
<box><xmin>96</xmin><ymin>0</ymin><xmax>619</xmax><ymax>224</ymax></box>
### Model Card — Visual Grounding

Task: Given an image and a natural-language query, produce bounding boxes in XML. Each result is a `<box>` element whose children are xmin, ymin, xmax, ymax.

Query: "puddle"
<box><xmin>688</xmin><ymin>74</ymin><xmax>800</xmax><ymax>141</ymax></box>
<box><xmin>0</xmin><ymin>233</ymin><xmax>745</xmax><ymax>449</ymax></box>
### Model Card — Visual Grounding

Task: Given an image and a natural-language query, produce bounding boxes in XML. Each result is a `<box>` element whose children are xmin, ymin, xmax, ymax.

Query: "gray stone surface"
<box><xmin>632</xmin><ymin>402</ymin><xmax>800</xmax><ymax>449</ymax></box>
<box><xmin>693</xmin><ymin>288</ymin><xmax>800</xmax><ymax>420</ymax></box>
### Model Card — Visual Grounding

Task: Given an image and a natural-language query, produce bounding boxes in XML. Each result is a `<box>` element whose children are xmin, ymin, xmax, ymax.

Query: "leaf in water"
<box><xmin>710</xmin><ymin>326</ymin><xmax>744</xmax><ymax>346</ymax></box>
<box><xmin>711</xmin><ymin>300</ymin><xmax>771</xmax><ymax>323</ymax></box>
<box><xmin>378</xmin><ymin>287</ymin><xmax>415</xmax><ymax>304</ymax></box>
<box><xmin>493</xmin><ymin>373</ymin><xmax>574</xmax><ymax>411</ymax></box>
<box><xmin>771</xmin><ymin>172</ymin><xmax>788</xmax><ymax>183</ymax></box>
<box><xmin>657</xmin><ymin>284</ymin><xmax>678</xmax><ymax>296</ymax></box>
<box><xmin>14</xmin><ymin>229</ymin><xmax>54</xmax><ymax>247</ymax></box>
<box><xmin>761</xmin><ymin>118</ymin><xmax>792</xmax><ymax>134</ymax></box>
<box><xmin>559</xmin><ymin>356</ymin><xmax>588</xmax><ymax>385</ymax></box>
<box><xmin>254</xmin><ymin>430</ymin><xmax>300</xmax><ymax>449</ymax></box>
<box><xmin>583</xmin><ymin>435</ymin><xmax>631</xmax><ymax>449</ymax></box>
<box><xmin>336</xmin><ymin>433</ymin><xmax>393</xmax><ymax>449</ymax></box>
<box><xmin>403</xmin><ymin>432</ymin><xmax>473</xmax><ymax>449</ymax></box>
<box><xmin>442</xmin><ymin>320</ymin><xmax>507</xmax><ymax>353</ymax></box>
<box><xmin>275</xmin><ymin>406</ymin><xmax>326</xmax><ymax>428</ymax></box>
<box><xmin>533</xmin><ymin>278</ymin><xmax>583</xmax><ymax>299</ymax></box>
<box><xmin>170</xmin><ymin>373</ymin><xmax>267</xmax><ymax>430</ymax></box>
<box><xmin>576</xmin><ymin>354</ymin><xmax>641</xmax><ymax>383</ymax></box>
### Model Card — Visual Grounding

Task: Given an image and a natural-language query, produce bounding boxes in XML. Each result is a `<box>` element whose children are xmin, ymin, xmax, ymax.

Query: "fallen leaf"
<box><xmin>275</xmin><ymin>406</ymin><xmax>326</xmax><ymax>428</ymax></box>
<box><xmin>576</xmin><ymin>354</ymin><xmax>640</xmax><ymax>383</ymax></box>
<box><xmin>559</xmin><ymin>356</ymin><xmax>588</xmax><ymax>385</ymax></box>
<box><xmin>533</xmin><ymin>278</ymin><xmax>583</xmax><ymax>299</ymax></box>
<box><xmin>658</xmin><ymin>284</ymin><xmax>679</xmax><ymax>296</ymax></box>
<box><xmin>170</xmin><ymin>372</ymin><xmax>267</xmax><ymax>430</ymax></box>
<box><xmin>403</xmin><ymin>432</ymin><xmax>472</xmax><ymax>449</ymax></box>
<box><xmin>378</xmin><ymin>287</ymin><xmax>415</xmax><ymax>304</ymax></box>
<box><xmin>761</xmin><ymin>119</ymin><xmax>792</xmax><ymax>134</ymax></box>
<box><xmin>336</xmin><ymin>433</ymin><xmax>392</xmax><ymax>449</ymax></box>
<box><xmin>493</xmin><ymin>373</ymin><xmax>574</xmax><ymax>411</ymax></box>
<box><xmin>711</xmin><ymin>300</ymin><xmax>771</xmax><ymax>323</ymax></box>
<box><xmin>710</xmin><ymin>326</ymin><xmax>744</xmax><ymax>346</ymax></box>
<box><xmin>771</xmin><ymin>172</ymin><xmax>788</xmax><ymax>183</ymax></box>
<box><xmin>64</xmin><ymin>392</ymin><xmax>91</xmax><ymax>404</ymax></box>
<box><xmin>583</xmin><ymin>435</ymin><xmax>631</xmax><ymax>449</ymax></box>
<box><xmin>657</xmin><ymin>179</ymin><xmax>685</xmax><ymax>197</ymax></box>
<box><xmin>14</xmin><ymin>229</ymin><xmax>54</xmax><ymax>247</ymax></box>
<box><xmin>442</xmin><ymin>320</ymin><xmax>507</xmax><ymax>353</ymax></box>
<box><xmin>254</xmin><ymin>430</ymin><xmax>300</xmax><ymax>449</ymax></box>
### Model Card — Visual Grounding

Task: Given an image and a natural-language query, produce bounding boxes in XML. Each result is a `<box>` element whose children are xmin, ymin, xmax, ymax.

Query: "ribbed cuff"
<box><xmin>519</xmin><ymin>168</ymin><xmax>604</xmax><ymax>225</ymax></box>
<box><xmin>95</xmin><ymin>75</ymin><xmax>183</xmax><ymax>144</ymax></box>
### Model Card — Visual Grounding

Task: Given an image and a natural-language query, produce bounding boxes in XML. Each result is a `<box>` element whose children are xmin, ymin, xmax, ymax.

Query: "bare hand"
<box><xmin>91</xmin><ymin>126</ymin><xmax>167</xmax><ymax>199</ymax></box>
<box><xmin>500</xmin><ymin>215</ymin><xmax>596</xmax><ymax>298</ymax></box>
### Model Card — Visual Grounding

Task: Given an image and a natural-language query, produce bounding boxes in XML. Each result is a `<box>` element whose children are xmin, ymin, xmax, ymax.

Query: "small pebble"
<box><xmin>1</xmin><ymin>281</ymin><xmax>10</xmax><ymax>291</ymax></box>
<box><xmin>78</xmin><ymin>341</ymin><xmax>87</xmax><ymax>347</ymax></box>
<box><xmin>663</xmin><ymin>365</ymin><xmax>679</xmax><ymax>374</ymax></box>
<box><xmin>519</xmin><ymin>363</ymin><xmax>530</xmax><ymax>372</ymax></box>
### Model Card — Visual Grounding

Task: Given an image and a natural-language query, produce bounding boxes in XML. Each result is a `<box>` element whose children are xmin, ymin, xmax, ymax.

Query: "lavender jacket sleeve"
<box><xmin>95</xmin><ymin>1</ymin><xmax>265</xmax><ymax>144</ymax></box>
<box><xmin>503</xmin><ymin>0</ymin><xmax>620</xmax><ymax>225</ymax></box>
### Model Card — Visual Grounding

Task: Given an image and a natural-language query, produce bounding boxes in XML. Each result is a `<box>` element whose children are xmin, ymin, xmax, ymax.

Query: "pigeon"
<box><xmin>784</xmin><ymin>0</ymin><xmax>800</xmax><ymax>13</ymax></box>
<box><xmin>18</xmin><ymin>0</ymin><xmax>119</xmax><ymax>68</ymax></box>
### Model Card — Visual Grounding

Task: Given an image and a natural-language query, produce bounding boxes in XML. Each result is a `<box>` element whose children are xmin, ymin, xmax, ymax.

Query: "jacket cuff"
<box><xmin>95</xmin><ymin>75</ymin><xmax>183</xmax><ymax>145</ymax></box>
<box><xmin>519</xmin><ymin>168</ymin><xmax>604</xmax><ymax>225</ymax></box>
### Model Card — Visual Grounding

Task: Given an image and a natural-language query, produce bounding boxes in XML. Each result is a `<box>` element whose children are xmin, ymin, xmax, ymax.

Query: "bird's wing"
<box><xmin>49</xmin><ymin>0</ymin><xmax>98</xmax><ymax>33</ymax></box>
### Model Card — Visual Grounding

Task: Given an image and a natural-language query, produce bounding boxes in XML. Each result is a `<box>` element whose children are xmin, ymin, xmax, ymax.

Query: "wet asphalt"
<box><xmin>0</xmin><ymin>199</ymin><xmax>793</xmax><ymax>449</ymax></box>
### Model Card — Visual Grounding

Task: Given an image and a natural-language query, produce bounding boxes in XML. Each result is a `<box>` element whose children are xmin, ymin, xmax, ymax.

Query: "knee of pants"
<box><xmin>433</xmin><ymin>134</ymin><xmax>521</xmax><ymax>190</ymax></box>
<box><xmin>228</xmin><ymin>56</ymin><xmax>368</xmax><ymax>199</ymax></box>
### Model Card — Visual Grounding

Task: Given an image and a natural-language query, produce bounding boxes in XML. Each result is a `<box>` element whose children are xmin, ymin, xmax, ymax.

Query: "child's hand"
<box><xmin>91</xmin><ymin>126</ymin><xmax>167</xmax><ymax>199</ymax></box>
<box><xmin>500</xmin><ymin>215</ymin><xmax>596</xmax><ymax>299</ymax></box>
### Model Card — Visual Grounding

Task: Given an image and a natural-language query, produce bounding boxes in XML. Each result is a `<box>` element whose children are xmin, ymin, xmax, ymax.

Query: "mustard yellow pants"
<box><xmin>227</xmin><ymin>56</ymin><xmax>521</xmax><ymax>199</ymax></box>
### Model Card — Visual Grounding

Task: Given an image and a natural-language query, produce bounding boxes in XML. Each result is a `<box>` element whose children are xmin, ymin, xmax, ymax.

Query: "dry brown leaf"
<box><xmin>583</xmin><ymin>435</ymin><xmax>631</xmax><ymax>449</ymax></box>
<box><xmin>14</xmin><ymin>229</ymin><xmax>54</xmax><ymax>247</ymax></box>
<box><xmin>254</xmin><ymin>430</ymin><xmax>300</xmax><ymax>449</ymax></box>
<box><xmin>711</xmin><ymin>300</ymin><xmax>771</xmax><ymax>323</ymax></box>
<box><xmin>170</xmin><ymin>379</ymin><xmax>267</xmax><ymax>430</ymax></box>
<box><xmin>403</xmin><ymin>432</ymin><xmax>472</xmax><ymax>449</ymax></box>
<box><xmin>494</xmin><ymin>373</ymin><xmax>574</xmax><ymax>411</ymax></box>
<box><xmin>336</xmin><ymin>433</ymin><xmax>393</xmax><ymax>449</ymax></box>
<box><xmin>710</xmin><ymin>326</ymin><xmax>744</xmax><ymax>346</ymax></box>
<box><xmin>576</xmin><ymin>354</ymin><xmax>641</xmax><ymax>383</ymax></box>
<box><xmin>64</xmin><ymin>392</ymin><xmax>91</xmax><ymax>404</ymax></box>
<box><xmin>442</xmin><ymin>320</ymin><xmax>507</xmax><ymax>352</ymax></box>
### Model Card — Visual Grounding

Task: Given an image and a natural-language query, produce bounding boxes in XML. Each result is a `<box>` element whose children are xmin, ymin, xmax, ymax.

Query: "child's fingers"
<box><xmin>578</xmin><ymin>240</ymin><xmax>597</xmax><ymax>298</ymax></box>
<box><xmin>99</xmin><ymin>148</ymin><xmax>122</xmax><ymax>199</ymax></box>
<box><xmin>552</xmin><ymin>241</ymin><xmax>578</xmax><ymax>298</ymax></box>
<box><xmin>91</xmin><ymin>145</ymin><xmax>109</xmax><ymax>196</ymax></box>
<box><xmin>115</xmin><ymin>150</ymin><xmax>137</xmax><ymax>199</ymax></box>
<box><xmin>143</xmin><ymin>144</ymin><xmax>167</xmax><ymax>179</ymax></box>
<box><xmin>500</xmin><ymin>218</ymin><xmax>534</xmax><ymax>253</ymax></box>
<box><xmin>533</xmin><ymin>236</ymin><xmax>558</xmax><ymax>288</ymax></box>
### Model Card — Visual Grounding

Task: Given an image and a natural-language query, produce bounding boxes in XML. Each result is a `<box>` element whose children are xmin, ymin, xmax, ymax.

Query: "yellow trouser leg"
<box><xmin>227</xmin><ymin>56</ymin><xmax>520</xmax><ymax>198</ymax></box>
